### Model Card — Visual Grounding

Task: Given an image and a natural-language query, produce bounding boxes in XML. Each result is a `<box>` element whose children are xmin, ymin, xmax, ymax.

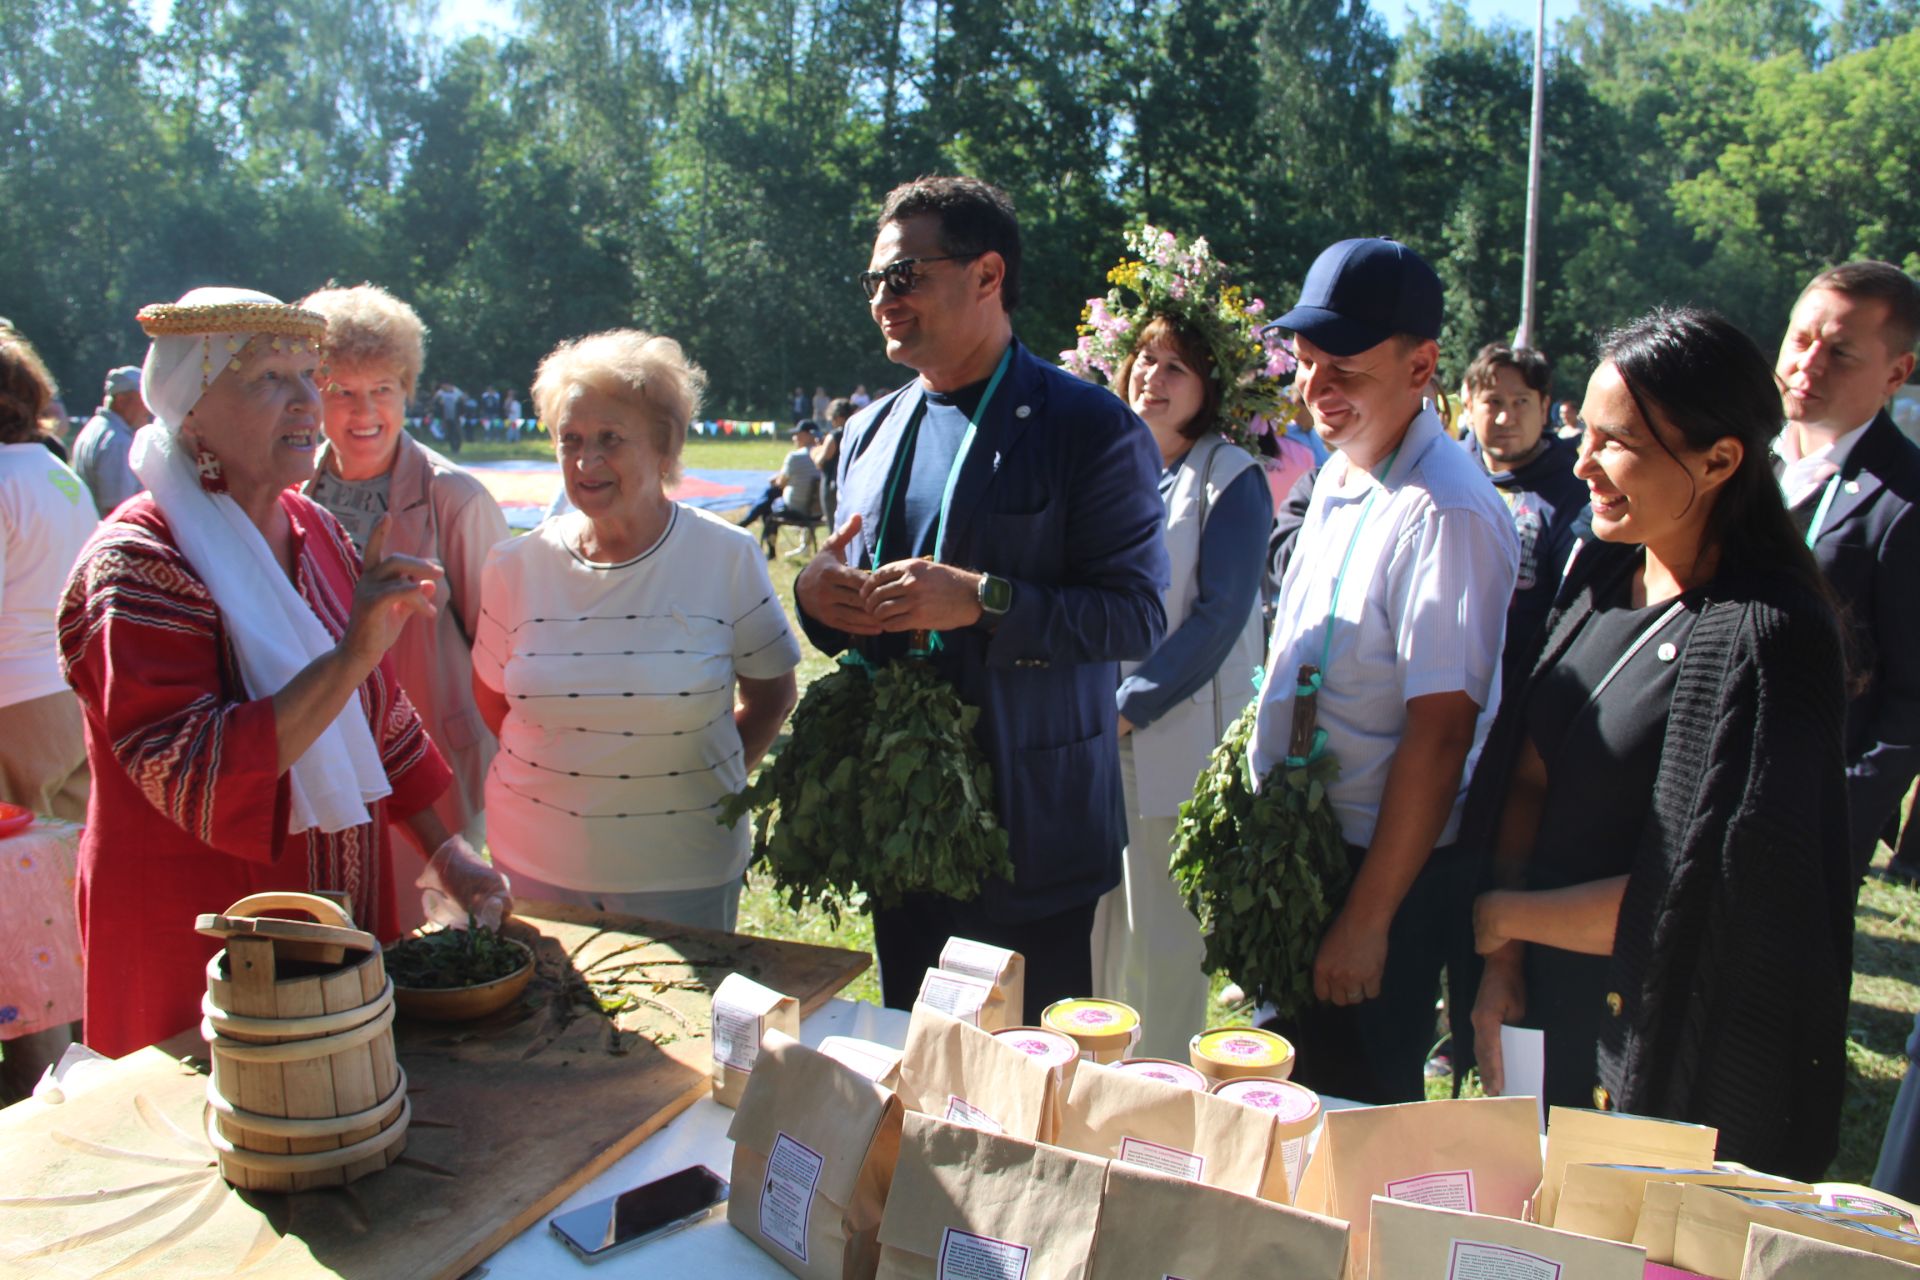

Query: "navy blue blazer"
<box><xmin>797</xmin><ymin>339</ymin><xmax>1170</xmax><ymax>923</ymax></box>
<box><xmin>1795</xmin><ymin>410</ymin><xmax>1920</xmax><ymax>871</ymax></box>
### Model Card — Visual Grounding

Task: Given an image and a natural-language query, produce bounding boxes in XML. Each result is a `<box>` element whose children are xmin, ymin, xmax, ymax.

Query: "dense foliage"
<box><xmin>1171</xmin><ymin>702</ymin><xmax>1351</xmax><ymax>1022</ymax></box>
<box><xmin>4</xmin><ymin>0</ymin><xmax>1917</xmax><ymax>416</ymax></box>
<box><xmin>718</xmin><ymin>658</ymin><xmax>1010</xmax><ymax>924</ymax></box>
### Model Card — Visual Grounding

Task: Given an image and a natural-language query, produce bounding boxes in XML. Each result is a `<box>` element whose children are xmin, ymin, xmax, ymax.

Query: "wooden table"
<box><xmin>0</xmin><ymin>903</ymin><xmax>869</xmax><ymax>1278</ymax></box>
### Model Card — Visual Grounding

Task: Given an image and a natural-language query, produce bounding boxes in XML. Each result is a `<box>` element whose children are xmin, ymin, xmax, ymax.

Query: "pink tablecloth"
<box><xmin>0</xmin><ymin>819</ymin><xmax>84</xmax><ymax>1039</ymax></box>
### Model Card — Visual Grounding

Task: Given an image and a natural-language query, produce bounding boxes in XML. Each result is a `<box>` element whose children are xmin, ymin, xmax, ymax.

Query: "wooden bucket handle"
<box><xmin>194</xmin><ymin>891</ymin><xmax>377</xmax><ymax>953</ymax></box>
<box><xmin>224</xmin><ymin>892</ymin><xmax>355</xmax><ymax>927</ymax></box>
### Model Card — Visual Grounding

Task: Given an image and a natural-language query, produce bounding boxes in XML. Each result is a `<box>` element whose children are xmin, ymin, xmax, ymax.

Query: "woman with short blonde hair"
<box><xmin>473</xmin><ymin>329</ymin><xmax>800</xmax><ymax>930</ymax></box>
<box><xmin>301</xmin><ymin>284</ymin><xmax>508</xmax><ymax>921</ymax></box>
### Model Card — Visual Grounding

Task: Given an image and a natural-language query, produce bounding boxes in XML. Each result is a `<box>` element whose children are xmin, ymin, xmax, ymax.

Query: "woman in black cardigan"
<box><xmin>1467</xmin><ymin>306</ymin><xmax>1853</xmax><ymax>1180</ymax></box>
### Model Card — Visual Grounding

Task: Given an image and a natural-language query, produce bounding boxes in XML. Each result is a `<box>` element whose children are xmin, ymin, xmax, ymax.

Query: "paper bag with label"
<box><xmin>896</xmin><ymin>1005</ymin><xmax>1062</xmax><ymax>1142</ymax></box>
<box><xmin>1742</xmin><ymin>1223</ymin><xmax>1920</xmax><ymax>1279</ymax></box>
<box><xmin>1635</xmin><ymin>1181</ymin><xmax>1819</xmax><ymax>1264</ymax></box>
<box><xmin>875</xmin><ymin>1111</ymin><xmax>1105</xmax><ymax>1280</ymax></box>
<box><xmin>1293</xmin><ymin>1096</ymin><xmax>1543</xmax><ymax>1280</ymax></box>
<box><xmin>728</xmin><ymin>1030</ymin><xmax>904</xmax><ymax>1280</ymax></box>
<box><xmin>936</xmin><ymin>937</ymin><xmax>1025</xmax><ymax>1030</ymax></box>
<box><xmin>1820</xmin><ymin>1184</ymin><xmax>1920</xmax><ymax>1233</ymax></box>
<box><xmin>1538</xmin><ymin>1106</ymin><xmax>1717</xmax><ymax>1226</ymax></box>
<box><xmin>1087</xmin><ymin>1159</ymin><xmax>1349</xmax><ymax>1279</ymax></box>
<box><xmin>1369</xmin><ymin>1195</ymin><xmax>1647</xmax><ymax>1280</ymax></box>
<box><xmin>1558</xmin><ymin>1165</ymin><xmax>1812</xmax><ymax>1244</ymax></box>
<box><xmin>711</xmin><ymin>972</ymin><xmax>802</xmax><ymax>1108</ymax></box>
<box><xmin>1054</xmin><ymin>1058</ymin><xmax>1277</xmax><ymax>1198</ymax></box>
<box><xmin>818</xmin><ymin>1036</ymin><xmax>906</xmax><ymax>1091</ymax></box>
<box><xmin>1673</xmin><ymin>1185</ymin><xmax>1920</xmax><ymax>1279</ymax></box>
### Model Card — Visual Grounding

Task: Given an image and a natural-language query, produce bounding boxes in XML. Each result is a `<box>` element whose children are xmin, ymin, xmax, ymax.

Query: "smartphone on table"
<box><xmin>549</xmin><ymin>1164</ymin><xmax>730</xmax><ymax>1263</ymax></box>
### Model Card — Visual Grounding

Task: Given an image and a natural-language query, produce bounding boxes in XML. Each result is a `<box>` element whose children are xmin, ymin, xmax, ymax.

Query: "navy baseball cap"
<box><xmin>1272</xmin><ymin>238</ymin><xmax>1443</xmax><ymax>357</ymax></box>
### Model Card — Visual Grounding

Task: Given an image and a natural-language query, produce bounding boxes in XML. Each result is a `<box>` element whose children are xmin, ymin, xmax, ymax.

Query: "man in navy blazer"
<box><xmin>793</xmin><ymin>176</ymin><xmax>1168</xmax><ymax>1021</ymax></box>
<box><xmin>1773</xmin><ymin>260</ymin><xmax>1920</xmax><ymax>880</ymax></box>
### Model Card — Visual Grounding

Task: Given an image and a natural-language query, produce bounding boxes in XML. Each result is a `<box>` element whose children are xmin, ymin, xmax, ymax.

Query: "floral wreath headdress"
<box><xmin>1061</xmin><ymin>226</ymin><xmax>1304</xmax><ymax>452</ymax></box>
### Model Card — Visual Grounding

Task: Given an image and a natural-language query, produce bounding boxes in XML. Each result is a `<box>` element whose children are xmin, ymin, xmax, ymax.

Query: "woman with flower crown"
<box><xmin>56</xmin><ymin>288</ymin><xmax>512</xmax><ymax>1056</ymax></box>
<box><xmin>1069</xmin><ymin>229</ymin><xmax>1285</xmax><ymax>1056</ymax></box>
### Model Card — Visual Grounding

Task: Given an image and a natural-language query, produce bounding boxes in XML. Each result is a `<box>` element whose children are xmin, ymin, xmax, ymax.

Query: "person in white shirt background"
<box><xmin>0</xmin><ymin>326</ymin><xmax>101</xmax><ymax>1099</ymax></box>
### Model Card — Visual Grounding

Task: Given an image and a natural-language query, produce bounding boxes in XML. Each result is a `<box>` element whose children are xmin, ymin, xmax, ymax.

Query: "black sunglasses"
<box><xmin>857</xmin><ymin>254</ymin><xmax>983</xmax><ymax>301</ymax></box>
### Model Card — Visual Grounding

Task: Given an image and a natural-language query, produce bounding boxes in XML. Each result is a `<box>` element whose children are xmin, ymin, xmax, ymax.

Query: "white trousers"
<box><xmin>1090</xmin><ymin>736</ymin><xmax>1211</xmax><ymax>1060</ymax></box>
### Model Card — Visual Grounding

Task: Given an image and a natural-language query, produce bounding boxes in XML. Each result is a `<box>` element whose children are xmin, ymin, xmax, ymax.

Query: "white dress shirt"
<box><xmin>1777</xmin><ymin>416</ymin><xmax>1874</xmax><ymax>512</ymax></box>
<box><xmin>1251</xmin><ymin>408</ymin><xmax>1520</xmax><ymax>848</ymax></box>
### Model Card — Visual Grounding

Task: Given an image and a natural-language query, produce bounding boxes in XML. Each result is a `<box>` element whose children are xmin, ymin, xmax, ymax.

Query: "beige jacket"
<box><xmin>307</xmin><ymin>433</ymin><xmax>508</xmax><ymax>841</ymax></box>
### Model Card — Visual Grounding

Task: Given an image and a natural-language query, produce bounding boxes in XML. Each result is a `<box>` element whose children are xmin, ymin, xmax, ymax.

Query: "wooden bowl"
<box><xmin>391</xmin><ymin>939</ymin><xmax>536</xmax><ymax>1022</ymax></box>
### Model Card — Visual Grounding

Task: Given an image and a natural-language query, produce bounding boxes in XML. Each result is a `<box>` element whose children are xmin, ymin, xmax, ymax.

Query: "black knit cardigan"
<box><xmin>1460</xmin><ymin>538</ymin><xmax>1853</xmax><ymax>1180</ymax></box>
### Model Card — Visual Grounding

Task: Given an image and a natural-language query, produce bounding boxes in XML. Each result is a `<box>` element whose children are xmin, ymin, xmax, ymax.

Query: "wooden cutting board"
<box><xmin>0</xmin><ymin>902</ymin><xmax>869</xmax><ymax>1278</ymax></box>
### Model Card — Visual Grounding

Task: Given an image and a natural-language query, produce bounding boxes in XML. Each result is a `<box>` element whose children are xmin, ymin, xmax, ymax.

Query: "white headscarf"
<box><xmin>130</xmin><ymin>287</ymin><xmax>391</xmax><ymax>835</ymax></box>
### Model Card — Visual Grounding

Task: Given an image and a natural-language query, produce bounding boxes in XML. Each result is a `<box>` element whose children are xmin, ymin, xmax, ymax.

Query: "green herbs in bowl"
<box><xmin>387</xmin><ymin>924</ymin><xmax>535</xmax><ymax>1022</ymax></box>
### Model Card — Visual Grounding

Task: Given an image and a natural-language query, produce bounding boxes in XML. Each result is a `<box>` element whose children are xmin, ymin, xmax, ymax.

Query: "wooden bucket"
<box><xmin>195</xmin><ymin>892</ymin><xmax>409</xmax><ymax>1191</ymax></box>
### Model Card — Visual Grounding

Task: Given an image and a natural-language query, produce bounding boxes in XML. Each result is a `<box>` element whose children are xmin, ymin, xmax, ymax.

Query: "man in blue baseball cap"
<box><xmin>1250</xmin><ymin>237</ymin><xmax>1519</xmax><ymax>1103</ymax></box>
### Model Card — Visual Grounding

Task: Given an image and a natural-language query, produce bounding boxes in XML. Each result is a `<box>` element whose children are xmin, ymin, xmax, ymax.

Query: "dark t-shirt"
<box><xmin>875</xmin><ymin>379</ymin><xmax>986</xmax><ymax>565</ymax></box>
<box><xmin>1519</xmin><ymin>554</ymin><xmax>1701</xmax><ymax>1105</ymax></box>
<box><xmin>1481</xmin><ymin>436</ymin><xmax>1590</xmax><ymax>686</ymax></box>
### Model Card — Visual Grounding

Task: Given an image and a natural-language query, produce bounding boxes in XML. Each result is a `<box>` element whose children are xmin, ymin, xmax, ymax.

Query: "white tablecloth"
<box><xmin>481</xmin><ymin>998</ymin><xmax>912</xmax><ymax>1278</ymax></box>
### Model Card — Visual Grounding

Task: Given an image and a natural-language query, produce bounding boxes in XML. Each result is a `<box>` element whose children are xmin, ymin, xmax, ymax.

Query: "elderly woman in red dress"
<box><xmin>57</xmin><ymin>288</ymin><xmax>511</xmax><ymax>1057</ymax></box>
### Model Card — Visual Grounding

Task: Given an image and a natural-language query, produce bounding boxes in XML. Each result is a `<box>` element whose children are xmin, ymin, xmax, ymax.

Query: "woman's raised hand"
<box><xmin>345</xmin><ymin>515</ymin><xmax>444</xmax><ymax>666</ymax></box>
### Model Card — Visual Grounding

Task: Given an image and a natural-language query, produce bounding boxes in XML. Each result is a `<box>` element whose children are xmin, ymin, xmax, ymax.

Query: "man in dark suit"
<box><xmin>1774</xmin><ymin>260</ymin><xmax>1920</xmax><ymax>880</ymax></box>
<box><xmin>793</xmin><ymin>176</ymin><xmax>1168</xmax><ymax>1021</ymax></box>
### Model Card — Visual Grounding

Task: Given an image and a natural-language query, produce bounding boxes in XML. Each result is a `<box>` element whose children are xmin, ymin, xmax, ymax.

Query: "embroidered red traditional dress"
<box><xmin>58</xmin><ymin>491</ymin><xmax>451</xmax><ymax>1056</ymax></box>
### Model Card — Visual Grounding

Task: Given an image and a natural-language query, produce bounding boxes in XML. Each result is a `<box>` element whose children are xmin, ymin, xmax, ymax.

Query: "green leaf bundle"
<box><xmin>1169</xmin><ymin>701</ymin><xmax>1351</xmax><ymax>1023</ymax></box>
<box><xmin>719</xmin><ymin>659</ymin><xmax>1012</xmax><ymax>925</ymax></box>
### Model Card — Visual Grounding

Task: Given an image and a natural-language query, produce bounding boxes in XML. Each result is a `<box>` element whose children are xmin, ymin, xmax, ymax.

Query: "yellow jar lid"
<box><xmin>1042</xmin><ymin>998</ymin><xmax>1140</xmax><ymax>1049</ymax></box>
<box><xmin>1191</xmin><ymin>1026</ymin><xmax>1294</xmax><ymax>1069</ymax></box>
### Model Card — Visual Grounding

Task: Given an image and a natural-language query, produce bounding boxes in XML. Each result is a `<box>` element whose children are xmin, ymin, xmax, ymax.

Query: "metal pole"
<box><xmin>1515</xmin><ymin>0</ymin><xmax>1547</xmax><ymax>351</ymax></box>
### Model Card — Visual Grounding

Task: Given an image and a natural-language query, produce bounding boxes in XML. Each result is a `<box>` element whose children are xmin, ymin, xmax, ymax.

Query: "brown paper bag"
<box><xmin>896</xmin><ymin>1005</ymin><xmax>1064</xmax><ymax>1143</ymax></box>
<box><xmin>817</xmin><ymin>1036</ymin><xmax>905</xmax><ymax>1091</ymax></box>
<box><xmin>1087</xmin><ymin>1159</ymin><xmax>1349</xmax><ymax>1279</ymax></box>
<box><xmin>1636</xmin><ymin>1182</ymin><xmax>1822</xmax><ymax>1264</ymax></box>
<box><xmin>727</xmin><ymin>1030</ymin><xmax>904</xmax><ymax>1280</ymax></box>
<box><xmin>1294</xmin><ymin>1096</ymin><xmax>1544</xmax><ymax>1280</ymax></box>
<box><xmin>1368</xmin><ymin>1196</ymin><xmax>1647</xmax><ymax>1280</ymax></box>
<box><xmin>1538</xmin><ymin>1106</ymin><xmax>1717</xmax><ymax>1226</ymax></box>
<box><xmin>915</xmin><ymin>967</ymin><xmax>1000</xmax><ymax>1028</ymax></box>
<box><xmin>937</xmin><ymin>937</ymin><xmax>1025</xmax><ymax>1030</ymax></box>
<box><xmin>1673</xmin><ymin>1185</ymin><xmax>1920</xmax><ymax>1279</ymax></box>
<box><xmin>1054</xmin><ymin>1059</ymin><xmax>1278</xmax><ymax>1199</ymax></box>
<box><xmin>712</xmin><ymin>972</ymin><xmax>801</xmax><ymax>1108</ymax></box>
<box><xmin>1557</xmin><ymin>1165</ymin><xmax>1811</xmax><ymax>1244</ymax></box>
<box><xmin>875</xmin><ymin>1111</ymin><xmax>1106</xmax><ymax>1280</ymax></box>
<box><xmin>1742</xmin><ymin>1223</ymin><xmax>1920</xmax><ymax>1278</ymax></box>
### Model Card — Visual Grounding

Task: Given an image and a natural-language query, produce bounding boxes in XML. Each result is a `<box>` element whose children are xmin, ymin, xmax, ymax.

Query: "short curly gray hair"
<box><xmin>532</xmin><ymin>329</ymin><xmax>707</xmax><ymax>485</ymax></box>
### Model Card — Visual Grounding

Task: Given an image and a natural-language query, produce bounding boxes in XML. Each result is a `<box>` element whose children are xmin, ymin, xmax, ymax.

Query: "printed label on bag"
<box><xmin>937</xmin><ymin>1227</ymin><xmax>1030</xmax><ymax>1280</ymax></box>
<box><xmin>918</xmin><ymin>969</ymin><xmax>992</xmax><ymax>1024</ymax></box>
<box><xmin>1118</xmin><ymin>1135</ymin><xmax>1206</xmax><ymax>1181</ymax></box>
<box><xmin>940</xmin><ymin>938</ymin><xmax>1014</xmax><ymax>982</ymax></box>
<box><xmin>944</xmin><ymin>1094</ymin><xmax>1006</xmax><ymax>1134</ymax></box>
<box><xmin>1446</xmin><ymin>1240</ymin><xmax>1562</xmax><ymax>1280</ymax></box>
<box><xmin>1386</xmin><ymin>1169</ymin><xmax>1477</xmax><ymax>1213</ymax></box>
<box><xmin>711</xmin><ymin>1002</ymin><xmax>762</xmax><ymax>1073</ymax></box>
<box><xmin>760</xmin><ymin>1131</ymin><xmax>823</xmax><ymax>1262</ymax></box>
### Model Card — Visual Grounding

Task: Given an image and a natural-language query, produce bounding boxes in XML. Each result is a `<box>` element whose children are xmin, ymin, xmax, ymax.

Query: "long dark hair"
<box><xmin>1599</xmin><ymin>306</ymin><xmax>1831</xmax><ymax>609</ymax></box>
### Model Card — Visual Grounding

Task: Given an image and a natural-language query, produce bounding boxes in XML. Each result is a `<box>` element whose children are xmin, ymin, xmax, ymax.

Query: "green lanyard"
<box><xmin>868</xmin><ymin>345</ymin><xmax>1013</xmax><ymax>572</ymax></box>
<box><xmin>1286</xmin><ymin>444</ymin><xmax>1401</xmax><ymax>766</ymax></box>
<box><xmin>1804</xmin><ymin>471</ymin><xmax>1841</xmax><ymax>548</ymax></box>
